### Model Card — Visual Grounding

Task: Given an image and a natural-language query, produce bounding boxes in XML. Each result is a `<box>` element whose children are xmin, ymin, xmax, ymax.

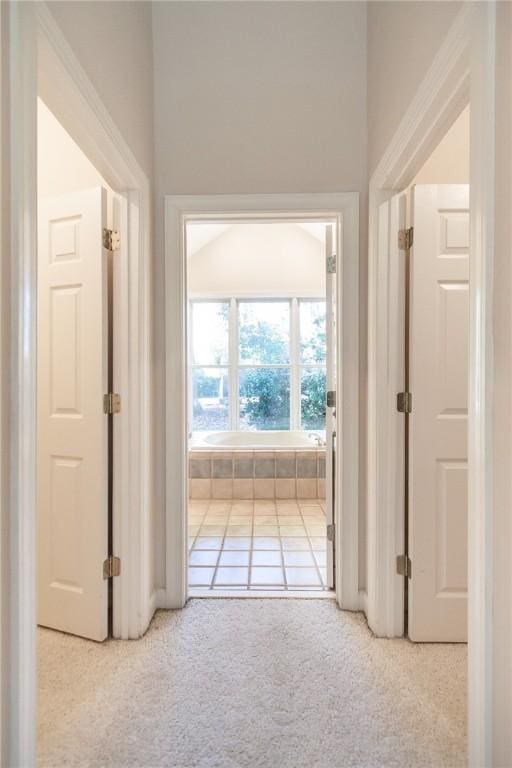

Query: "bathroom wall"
<box><xmin>189</xmin><ymin>451</ymin><xmax>326</xmax><ymax>501</ymax></box>
<box><xmin>188</xmin><ymin>222</ymin><xmax>325</xmax><ymax>297</ymax></box>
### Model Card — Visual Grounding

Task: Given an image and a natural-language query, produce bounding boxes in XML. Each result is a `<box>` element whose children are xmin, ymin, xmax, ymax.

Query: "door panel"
<box><xmin>37</xmin><ymin>187</ymin><xmax>109</xmax><ymax>641</ymax></box>
<box><xmin>408</xmin><ymin>184</ymin><xmax>469</xmax><ymax>642</ymax></box>
<box><xmin>378</xmin><ymin>192</ymin><xmax>407</xmax><ymax>635</ymax></box>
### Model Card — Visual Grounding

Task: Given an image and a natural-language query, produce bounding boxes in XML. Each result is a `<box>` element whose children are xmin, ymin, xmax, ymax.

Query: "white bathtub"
<box><xmin>192</xmin><ymin>430</ymin><xmax>325</xmax><ymax>450</ymax></box>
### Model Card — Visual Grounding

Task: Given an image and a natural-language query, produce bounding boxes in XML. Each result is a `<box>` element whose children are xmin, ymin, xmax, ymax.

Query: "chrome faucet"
<box><xmin>308</xmin><ymin>433</ymin><xmax>326</xmax><ymax>447</ymax></box>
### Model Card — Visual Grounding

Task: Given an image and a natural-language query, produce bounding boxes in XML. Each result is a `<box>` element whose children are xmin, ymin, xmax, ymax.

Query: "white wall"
<box><xmin>153</xmin><ymin>1</ymin><xmax>368</xmax><ymax>591</ymax></box>
<box><xmin>413</xmin><ymin>106</ymin><xmax>470</xmax><ymax>185</ymax></box>
<box><xmin>153</xmin><ymin>2</ymin><xmax>367</xmax><ymax>196</ymax></box>
<box><xmin>45</xmin><ymin>1</ymin><xmax>154</xmax><ymax>179</ymax></box>
<box><xmin>367</xmin><ymin>1</ymin><xmax>463</xmax><ymax>176</ymax></box>
<box><xmin>188</xmin><ymin>223</ymin><xmax>325</xmax><ymax>297</ymax></box>
<box><xmin>37</xmin><ymin>99</ymin><xmax>111</xmax><ymax>198</ymax></box>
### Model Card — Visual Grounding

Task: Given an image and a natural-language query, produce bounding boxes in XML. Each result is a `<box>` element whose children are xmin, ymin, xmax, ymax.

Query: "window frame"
<box><xmin>189</xmin><ymin>296</ymin><xmax>326</xmax><ymax>432</ymax></box>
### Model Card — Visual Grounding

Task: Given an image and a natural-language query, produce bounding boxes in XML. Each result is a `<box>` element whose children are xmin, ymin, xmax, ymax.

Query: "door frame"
<box><xmin>366</xmin><ymin>3</ymin><xmax>472</xmax><ymax>640</ymax></box>
<box><xmin>366</xmin><ymin>2</ymin><xmax>504</xmax><ymax>766</ymax></box>
<box><xmin>2</xmin><ymin>3</ymin><xmax>152</xmax><ymax>764</ymax></box>
<box><xmin>164</xmin><ymin>193</ymin><xmax>360</xmax><ymax>610</ymax></box>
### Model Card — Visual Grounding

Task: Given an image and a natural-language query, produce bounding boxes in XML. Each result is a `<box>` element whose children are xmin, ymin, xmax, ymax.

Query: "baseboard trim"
<box><xmin>188</xmin><ymin>588</ymin><xmax>336</xmax><ymax>600</ymax></box>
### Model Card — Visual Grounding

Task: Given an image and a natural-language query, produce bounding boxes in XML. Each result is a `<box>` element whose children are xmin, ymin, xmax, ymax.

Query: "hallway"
<box><xmin>38</xmin><ymin>601</ymin><xmax>466</xmax><ymax>767</ymax></box>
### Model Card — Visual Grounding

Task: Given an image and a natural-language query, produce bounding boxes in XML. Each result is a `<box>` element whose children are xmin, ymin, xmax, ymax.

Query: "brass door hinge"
<box><xmin>103</xmin><ymin>555</ymin><xmax>121</xmax><ymax>579</ymax></box>
<box><xmin>396</xmin><ymin>554</ymin><xmax>412</xmax><ymax>579</ymax></box>
<box><xmin>397</xmin><ymin>391</ymin><xmax>412</xmax><ymax>414</ymax></box>
<box><xmin>398</xmin><ymin>227</ymin><xmax>414</xmax><ymax>251</ymax></box>
<box><xmin>103</xmin><ymin>228</ymin><xmax>120</xmax><ymax>251</ymax></box>
<box><xmin>103</xmin><ymin>393</ymin><xmax>121</xmax><ymax>415</ymax></box>
<box><xmin>326</xmin><ymin>255</ymin><xmax>337</xmax><ymax>274</ymax></box>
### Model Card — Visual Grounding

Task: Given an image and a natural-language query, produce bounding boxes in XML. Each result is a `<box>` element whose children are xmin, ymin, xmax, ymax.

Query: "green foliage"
<box><xmin>301</xmin><ymin>310</ymin><xmax>326</xmax><ymax>364</ymax></box>
<box><xmin>301</xmin><ymin>369</ymin><xmax>326</xmax><ymax>429</ymax></box>
<box><xmin>239</xmin><ymin>309</ymin><xmax>288</xmax><ymax>364</ymax></box>
<box><xmin>192</xmin><ymin>370</ymin><xmax>229</xmax><ymax>430</ymax></box>
<box><xmin>240</xmin><ymin>369</ymin><xmax>290</xmax><ymax>430</ymax></box>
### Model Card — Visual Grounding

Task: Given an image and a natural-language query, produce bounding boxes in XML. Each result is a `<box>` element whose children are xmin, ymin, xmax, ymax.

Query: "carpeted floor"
<box><xmin>38</xmin><ymin>599</ymin><xmax>467</xmax><ymax>768</ymax></box>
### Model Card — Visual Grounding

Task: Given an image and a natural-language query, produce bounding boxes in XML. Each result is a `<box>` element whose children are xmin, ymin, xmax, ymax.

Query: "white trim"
<box><xmin>3</xmin><ymin>1</ymin><xmax>153</xmax><ymax>762</ymax></box>
<box><xmin>164</xmin><ymin>193</ymin><xmax>359</xmax><ymax>611</ymax></box>
<box><xmin>228</xmin><ymin>298</ymin><xmax>238</xmax><ymax>429</ymax></box>
<box><xmin>188</xmin><ymin>590</ymin><xmax>336</xmax><ymax>600</ymax></box>
<box><xmin>4</xmin><ymin>5</ymin><xmax>38</xmax><ymax>767</ymax></box>
<box><xmin>366</xmin><ymin>3</ymin><xmax>474</xmax><ymax>639</ymax></box>
<box><xmin>188</xmin><ymin>289</ymin><xmax>324</xmax><ymax>300</ymax></box>
<box><xmin>467</xmin><ymin>8</ymin><xmax>494</xmax><ymax>763</ymax></box>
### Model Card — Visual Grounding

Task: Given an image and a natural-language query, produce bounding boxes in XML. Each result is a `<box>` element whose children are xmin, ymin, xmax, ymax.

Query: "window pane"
<box><xmin>191</xmin><ymin>302</ymin><xmax>229</xmax><ymax>365</ymax></box>
<box><xmin>301</xmin><ymin>368</ymin><xmax>326</xmax><ymax>430</ymax></box>
<box><xmin>192</xmin><ymin>367</ymin><xmax>229</xmax><ymax>432</ymax></box>
<box><xmin>239</xmin><ymin>368</ymin><xmax>290</xmax><ymax>431</ymax></box>
<box><xmin>239</xmin><ymin>301</ymin><xmax>290</xmax><ymax>364</ymax></box>
<box><xmin>300</xmin><ymin>301</ymin><xmax>326</xmax><ymax>364</ymax></box>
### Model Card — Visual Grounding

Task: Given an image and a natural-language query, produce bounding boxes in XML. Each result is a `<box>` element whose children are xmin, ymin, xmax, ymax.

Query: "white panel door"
<box><xmin>325</xmin><ymin>224</ymin><xmax>336</xmax><ymax>589</ymax></box>
<box><xmin>408</xmin><ymin>184</ymin><xmax>469</xmax><ymax>642</ymax></box>
<box><xmin>377</xmin><ymin>192</ymin><xmax>407</xmax><ymax>635</ymax></box>
<box><xmin>37</xmin><ymin>187</ymin><xmax>109</xmax><ymax>641</ymax></box>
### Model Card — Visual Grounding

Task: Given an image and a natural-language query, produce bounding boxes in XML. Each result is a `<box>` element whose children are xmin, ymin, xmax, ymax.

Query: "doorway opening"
<box><xmin>36</xmin><ymin>97</ymin><xmax>119</xmax><ymax>641</ymax></box>
<box><xmin>164</xmin><ymin>193</ymin><xmax>360</xmax><ymax>610</ymax></box>
<box><xmin>380</xmin><ymin>105</ymin><xmax>470</xmax><ymax>641</ymax></box>
<box><xmin>186</xmin><ymin>219</ymin><xmax>336</xmax><ymax>594</ymax></box>
<box><xmin>405</xmin><ymin>106</ymin><xmax>470</xmax><ymax>641</ymax></box>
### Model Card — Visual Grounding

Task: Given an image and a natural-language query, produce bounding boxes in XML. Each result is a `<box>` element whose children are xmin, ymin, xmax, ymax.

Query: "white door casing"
<box><xmin>325</xmin><ymin>224</ymin><xmax>336</xmax><ymax>589</ymax></box>
<box><xmin>408</xmin><ymin>184</ymin><xmax>469</xmax><ymax>643</ymax></box>
<box><xmin>37</xmin><ymin>186</ymin><xmax>109</xmax><ymax>642</ymax></box>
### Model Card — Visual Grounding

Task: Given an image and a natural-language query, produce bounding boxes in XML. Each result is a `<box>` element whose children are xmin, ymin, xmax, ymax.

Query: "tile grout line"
<box><xmin>248</xmin><ymin>501</ymin><xmax>255</xmax><ymax>590</ymax></box>
<box><xmin>279</xmin><ymin>512</ymin><xmax>289</xmax><ymax>591</ymax></box>
<box><xmin>208</xmin><ymin>499</ymin><xmax>229</xmax><ymax>590</ymax></box>
<box><xmin>302</xmin><ymin>506</ymin><xmax>326</xmax><ymax>590</ymax></box>
<box><xmin>189</xmin><ymin>498</ymin><xmax>327</xmax><ymax>592</ymax></box>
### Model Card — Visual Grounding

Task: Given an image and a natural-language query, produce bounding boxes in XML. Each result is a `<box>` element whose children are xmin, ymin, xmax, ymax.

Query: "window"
<box><xmin>299</xmin><ymin>301</ymin><xmax>326</xmax><ymax>431</ymax></box>
<box><xmin>190</xmin><ymin>302</ymin><xmax>230</xmax><ymax>432</ymax></box>
<box><xmin>189</xmin><ymin>298</ymin><xmax>326</xmax><ymax>432</ymax></box>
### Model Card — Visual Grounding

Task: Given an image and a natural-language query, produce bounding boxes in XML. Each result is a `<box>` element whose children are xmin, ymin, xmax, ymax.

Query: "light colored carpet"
<box><xmin>38</xmin><ymin>600</ymin><xmax>467</xmax><ymax>768</ymax></box>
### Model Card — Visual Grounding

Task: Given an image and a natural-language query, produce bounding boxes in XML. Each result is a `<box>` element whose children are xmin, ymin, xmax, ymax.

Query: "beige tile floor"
<box><xmin>188</xmin><ymin>499</ymin><xmax>328</xmax><ymax>591</ymax></box>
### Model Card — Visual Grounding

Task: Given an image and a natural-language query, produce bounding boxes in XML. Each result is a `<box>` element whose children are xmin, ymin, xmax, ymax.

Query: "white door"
<box><xmin>377</xmin><ymin>191</ymin><xmax>408</xmax><ymax>635</ymax></box>
<box><xmin>37</xmin><ymin>186</ymin><xmax>109</xmax><ymax>642</ymax></box>
<box><xmin>325</xmin><ymin>224</ymin><xmax>337</xmax><ymax>589</ymax></box>
<box><xmin>408</xmin><ymin>184</ymin><xmax>469</xmax><ymax>642</ymax></box>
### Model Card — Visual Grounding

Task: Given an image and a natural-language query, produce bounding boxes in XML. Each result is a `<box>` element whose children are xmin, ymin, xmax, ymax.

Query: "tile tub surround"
<box><xmin>188</xmin><ymin>498</ymin><xmax>328</xmax><ymax>591</ymax></box>
<box><xmin>189</xmin><ymin>450</ymin><xmax>326</xmax><ymax>499</ymax></box>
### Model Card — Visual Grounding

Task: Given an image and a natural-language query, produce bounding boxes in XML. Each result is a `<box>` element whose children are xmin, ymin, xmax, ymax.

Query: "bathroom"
<box><xmin>186</xmin><ymin>220</ymin><xmax>333</xmax><ymax>592</ymax></box>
